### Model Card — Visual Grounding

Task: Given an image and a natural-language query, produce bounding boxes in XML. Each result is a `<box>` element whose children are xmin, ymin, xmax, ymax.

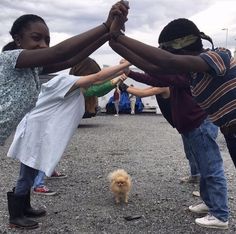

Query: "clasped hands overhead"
<box><xmin>105</xmin><ymin>1</ymin><xmax>129</xmax><ymax>40</ymax></box>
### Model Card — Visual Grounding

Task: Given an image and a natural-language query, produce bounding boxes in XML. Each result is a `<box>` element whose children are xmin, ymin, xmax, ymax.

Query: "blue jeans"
<box><xmin>223</xmin><ymin>133</ymin><xmax>236</xmax><ymax>168</ymax></box>
<box><xmin>15</xmin><ymin>163</ymin><xmax>38</xmax><ymax>195</ymax></box>
<box><xmin>181</xmin><ymin>135</ymin><xmax>200</xmax><ymax>176</ymax></box>
<box><xmin>33</xmin><ymin>170</ymin><xmax>46</xmax><ymax>189</ymax></box>
<box><xmin>182</xmin><ymin>118</ymin><xmax>228</xmax><ymax>221</ymax></box>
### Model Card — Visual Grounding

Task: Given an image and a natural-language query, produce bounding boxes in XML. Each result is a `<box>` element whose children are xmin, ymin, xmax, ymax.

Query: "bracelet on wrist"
<box><xmin>102</xmin><ymin>23</ymin><xmax>109</xmax><ymax>32</ymax></box>
<box><xmin>110</xmin><ymin>31</ymin><xmax>125</xmax><ymax>41</ymax></box>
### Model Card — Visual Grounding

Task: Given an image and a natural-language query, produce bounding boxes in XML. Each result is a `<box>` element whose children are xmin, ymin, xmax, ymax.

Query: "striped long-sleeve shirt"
<box><xmin>191</xmin><ymin>48</ymin><xmax>236</xmax><ymax>127</ymax></box>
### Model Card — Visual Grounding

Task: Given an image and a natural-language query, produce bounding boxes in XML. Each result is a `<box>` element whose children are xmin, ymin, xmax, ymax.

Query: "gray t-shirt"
<box><xmin>0</xmin><ymin>49</ymin><xmax>41</xmax><ymax>145</ymax></box>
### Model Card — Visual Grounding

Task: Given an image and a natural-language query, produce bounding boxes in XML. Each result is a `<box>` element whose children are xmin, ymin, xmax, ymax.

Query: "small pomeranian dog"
<box><xmin>108</xmin><ymin>169</ymin><xmax>132</xmax><ymax>204</ymax></box>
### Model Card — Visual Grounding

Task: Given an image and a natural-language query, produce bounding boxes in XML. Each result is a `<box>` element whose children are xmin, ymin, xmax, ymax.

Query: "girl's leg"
<box><xmin>33</xmin><ymin>170</ymin><xmax>56</xmax><ymax>195</ymax></box>
<box><xmin>131</xmin><ymin>101</ymin><xmax>135</xmax><ymax>114</ymax></box>
<box><xmin>114</xmin><ymin>101</ymin><xmax>119</xmax><ymax>115</ymax></box>
<box><xmin>8</xmin><ymin>163</ymin><xmax>41</xmax><ymax>229</ymax></box>
<box><xmin>33</xmin><ymin>171</ymin><xmax>46</xmax><ymax>189</ymax></box>
<box><xmin>15</xmin><ymin>163</ymin><xmax>38</xmax><ymax>195</ymax></box>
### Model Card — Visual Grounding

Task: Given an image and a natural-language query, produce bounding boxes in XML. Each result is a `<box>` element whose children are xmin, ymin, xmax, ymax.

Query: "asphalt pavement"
<box><xmin>0</xmin><ymin>113</ymin><xmax>236</xmax><ymax>233</ymax></box>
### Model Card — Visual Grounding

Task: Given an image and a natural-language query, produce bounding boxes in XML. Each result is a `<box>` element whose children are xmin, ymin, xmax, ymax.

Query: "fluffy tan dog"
<box><xmin>108</xmin><ymin>169</ymin><xmax>132</xmax><ymax>204</ymax></box>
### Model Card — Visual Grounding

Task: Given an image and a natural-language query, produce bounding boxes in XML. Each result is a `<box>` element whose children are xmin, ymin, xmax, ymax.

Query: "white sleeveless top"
<box><xmin>7</xmin><ymin>74</ymin><xmax>85</xmax><ymax>176</ymax></box>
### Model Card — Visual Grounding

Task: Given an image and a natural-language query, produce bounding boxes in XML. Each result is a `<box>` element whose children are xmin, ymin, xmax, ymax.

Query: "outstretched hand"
<box><xmin>105</xmin><ymin>1</ymin><xmax>129</xmax><ymax>30</ymax></box>
<box><xmin>119</xmin><ymin>73</ymin><xmax>128</xmax><ymax>82</ymax></box>
<box><xmin>111</xmin><ymin>73</ymin><xmax>127</xmax><ymax>86</ymax></box>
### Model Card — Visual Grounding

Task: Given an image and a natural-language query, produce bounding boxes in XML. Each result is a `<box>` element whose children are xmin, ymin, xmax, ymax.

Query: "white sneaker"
<box><xmin>189</xmin><ymin>202</ymin><xmax>209</xmax><ymax>214</ymax></box>
<box><xmin>195</xmin><ymin>214</ymin><xmax>228</xmax><ymax>229</ymax></box>
<box><xmin>192</xmin><ymin>191</ymin><xmax>200</xmax><ymax>197</ymax></box>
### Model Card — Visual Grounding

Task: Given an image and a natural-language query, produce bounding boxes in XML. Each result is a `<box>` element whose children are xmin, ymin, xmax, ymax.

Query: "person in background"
<box><xmin>129</xmin><ymin>84</ymin><xmax>136</xmax><ymax>114</ymax></box>
<box><xmin>113</xmin><ymin>86</ymin><xmax>121</xmax><ymax>116</ymax></box>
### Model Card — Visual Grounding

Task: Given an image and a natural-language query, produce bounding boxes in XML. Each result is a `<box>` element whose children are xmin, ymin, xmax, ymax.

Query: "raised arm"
<box><xmin>43</xmin><ymin>34</ymin><xmax>109</xmax><ymax>74</ymax></box>
<box><xmin>16</xmin><ymin>1</ymin><xmax>129</xmax><ymax>71</ymax></box>
<box><xmin>109</xmin><ymin>15</ymin><xmax>209</xmax><ymax>74</ymax></box>
<box><xmin>110</xmin><ymin>41</ymin><xmax>162</xmax><ymax>75</ymax></box>
<box><xmin>125</xmin><ymin>85</ymin><xmax>169</xmax><ymax>98</ymax></box>
<box><xmin>111</xmin><ymin>35</ymin><xmax>209</xmax><ymax>73</ymax></box>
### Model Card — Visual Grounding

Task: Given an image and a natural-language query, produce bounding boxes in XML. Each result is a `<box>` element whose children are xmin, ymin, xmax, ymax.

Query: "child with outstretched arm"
<box><xmin>7</xmin><ymin>60</ymin><xmax>130</xmax><ymax>229</ymax></box>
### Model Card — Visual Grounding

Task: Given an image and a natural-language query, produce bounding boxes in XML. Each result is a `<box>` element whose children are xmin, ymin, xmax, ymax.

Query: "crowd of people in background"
<box><xmin>1</xmin><ymin>0</ymin><xmax>236</xmax><ymax>231</ymax></box>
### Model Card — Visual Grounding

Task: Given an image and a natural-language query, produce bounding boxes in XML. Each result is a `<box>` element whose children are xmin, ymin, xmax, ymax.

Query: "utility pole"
<box><xmin>222</xmin><ymin>28</ymin><xmax>228</xmax><ymax>48</ymax></box>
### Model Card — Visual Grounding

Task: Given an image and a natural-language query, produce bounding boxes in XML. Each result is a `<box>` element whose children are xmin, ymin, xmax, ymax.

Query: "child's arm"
<box><xmin>125</xmin><ymin>85</ymin><xmax>170</xmax><ymax>98</ymax></box>
<box><xmin>84</xmin><ymin>76</ymin><xmax>124</xmax><ymax>97</ymax></box>
<box><xmin>15</xmin><ymin>2</ymin><xmax>128</xmax><ymax>71</ymax></box>
<box><xmin>42</xmin><ymin>35</ymin><xmax>109</xmax><ymax>74</ymax></box>
<box><xmin>84</xmin><ymin>81</ymin><xmax>115</xmax><ymax>97</ymax></box>
<box><xmin>68</xmin><ymin>61</ymin><xmax>130</xmax><ymax>94</ymax></box>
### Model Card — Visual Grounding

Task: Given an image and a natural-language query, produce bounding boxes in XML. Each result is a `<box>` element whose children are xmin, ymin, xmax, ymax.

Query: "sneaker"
<box><xmin>180</xmin><ymin>175</ymin><xmax>200</xmax><ymax>184</ymax></box>
<box><xmin>114</xmin><ymin>114</ymin><xmax>119</xmax><ymax>117</ymax></box>
<box><xmin>33</xmin><ymin>186</ymin><xmax>57</xmax><ymax>196</ymax></box>
<box><xmin>189</xmin><ymin>202</ymin><xmax>209</xmax><ymax>214</ymax></box>
<box><xmin>192</xmin><ymin>191</ymin><xmax>200</xmax><ymax>197</ymax></box>
<box><xmin>47</xmin><ymin>171</ymin><xmax>67</xmax><ymax>179</ymax></box>
<box><xmin>195</xmin><ymin>214</ymin><xmax>228</xmax><ymax>229</ymax></box>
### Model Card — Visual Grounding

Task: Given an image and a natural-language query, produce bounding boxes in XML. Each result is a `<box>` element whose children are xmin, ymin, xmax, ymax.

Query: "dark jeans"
<box><xmin>223</xmin><ymin>133</ymin><xmax>236</xmax><ymax>168</ymax></box>
<box><xmin>14</xmin><ymin>163</ymin><xmax>38</xmax><ymax>195</ymax></box>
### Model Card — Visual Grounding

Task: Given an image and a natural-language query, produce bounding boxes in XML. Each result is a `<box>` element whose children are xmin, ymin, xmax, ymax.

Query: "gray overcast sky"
<box><xmin>0</xmin><ymin>0</ymin><xmax>236</xmax><ymax>70</ymax></box>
